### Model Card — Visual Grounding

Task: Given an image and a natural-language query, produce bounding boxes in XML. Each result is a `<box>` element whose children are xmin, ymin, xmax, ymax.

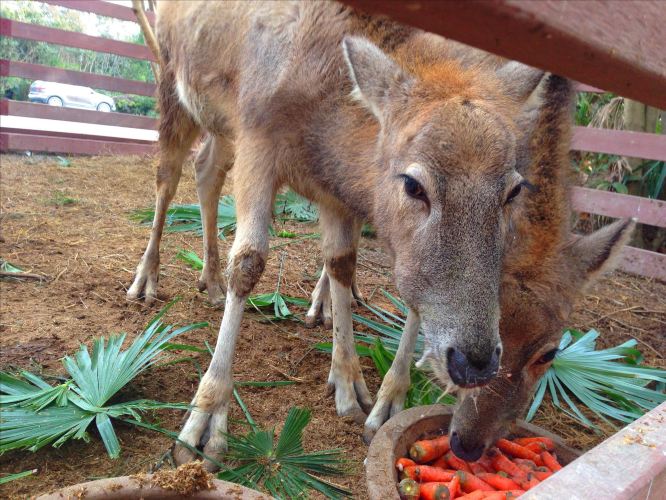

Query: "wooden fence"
<box><xmin>0</xmin><ymin>0</ymin><xmax>157</xmax><ymax>155</ymax></box>
<box><xmin>0</xmin><ymin>1</ymin><xmax>664</xmax><ymax>280</ymax></box>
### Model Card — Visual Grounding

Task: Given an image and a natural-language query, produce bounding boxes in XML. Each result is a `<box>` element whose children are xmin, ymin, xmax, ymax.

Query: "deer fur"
<box><xmin>127</xmin><ymin>1</ymin><xmax>549</xmax><ymax>469</ymax></box>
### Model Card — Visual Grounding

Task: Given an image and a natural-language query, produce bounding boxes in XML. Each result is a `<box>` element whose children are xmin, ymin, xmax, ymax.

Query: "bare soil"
<box><xmin>1</xmin><ymin>153</ymin><xmax>664</xmax><ymax>499</ymax></box>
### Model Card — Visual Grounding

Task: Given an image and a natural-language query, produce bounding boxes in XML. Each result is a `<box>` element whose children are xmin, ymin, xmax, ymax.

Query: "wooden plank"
<box><xmin>1</xmin><ymin>127</ymin><xmax>154</xmax><ymax>144</ymax></box>
<box><xmin>0</xmin><ymin>131</ymin><xmax>156</xmax><ymax>155</ymax></box>
<box><xmin>0</xmin><ymin>18</ymin><xmax>155</xmax><ymax>62</ymax></box>
<box><xmin>343</xmin><ymin>0</ymin><xmax>666</xmax><ymax>109</ymax></box>
<box><xmin>571</xmin><ymin>187</ymin><xmax>666</xmax><ymax>229</ymax></box>
<box><xmin>574</xmin><ymin>83</ymin><xmax>605</xmax><ymax>94</ymax></box>
<box><xmin>42</xmin><ymin>0</ymin><xmax>155</xmax><ymax>25</ymax></box>
<box><xmin>0</xmin><ymin>59</ymin><xmax>156</xmax><ymax>97</ymax></box>
<box><xmin>572</xmin><ymin>127</ymin><xmax>666</xmax><ymax>162</ymax></box>
<box><xmin>618</xmin><ymin>247</ymin><xmax>666</xmax><ymax>281</ymax></box>
<box><xmin>1</xmin><ymin>99</ymin><xmax>158</xmax><ymax>130</ymax></box>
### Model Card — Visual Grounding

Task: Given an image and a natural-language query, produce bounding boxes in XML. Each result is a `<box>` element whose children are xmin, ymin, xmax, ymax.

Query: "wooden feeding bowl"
<box><xmin>365</xmin><ymin>405</ymin><xmax>580</xmax><ymax>500</ymax></box>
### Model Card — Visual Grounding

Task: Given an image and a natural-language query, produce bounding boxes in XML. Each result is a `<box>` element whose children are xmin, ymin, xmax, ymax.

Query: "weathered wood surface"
<box><xmin>0</xmin><ymin>59</ymin><xmax>157</xmax><ymax>96</ymax></box>
<box><xmin>572</xmin><ymin>127</ymin><xmax>666</xmax><ymax>163</ymax></box>
<box><xmin>1</xmin><ymin>99</ymin><xmax>158</xmax><ymax>130</ymax></box>
<box><xmin>570</xmin><ymin>187</ymin><xmax>666</xmax><ymax>229</ymax></box>
<box><xmin>0</xmin><ymin>132</ymin><xmax>156</xmax><ymax>156</ymax></box>
<box><xmin>343</xmin><ymin>0</ymin><xmax>666</xmax><ymax>108</ymax></box>
<box><xmin>0</xmin><ymin>18</ymin><xmax>156</xmax><ymax>62</ymax></box>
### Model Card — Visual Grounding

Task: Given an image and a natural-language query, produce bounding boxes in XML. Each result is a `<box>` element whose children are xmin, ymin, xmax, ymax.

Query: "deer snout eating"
<box><xmin>446</xmin><ymin>345</ymin><xmax>501</xmax><ymax>387</ymax></box>
<box><xmin>449</xmin><ymin>430</ymin><xmax>485</xmax><ymax>462</ymax></box>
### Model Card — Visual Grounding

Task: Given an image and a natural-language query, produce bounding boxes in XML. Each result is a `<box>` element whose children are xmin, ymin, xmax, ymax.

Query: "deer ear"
<box><xmin>342</xmin><ymin>36</ymin><xmax>413</xmax><ymax>123</ymax></box>
<box><xmin>496</xmin><ymin>61</ymin><xmax>545</xmax><ymax>103</ymax></box>
<box><xmin>566</xmin><ymin>218</ymin><xmax>636</xmax><ymax>289</ymax></box>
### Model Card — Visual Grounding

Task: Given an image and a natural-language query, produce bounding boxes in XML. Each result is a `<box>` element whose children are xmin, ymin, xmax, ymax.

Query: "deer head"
<box><xmin>448</xmin><ymin>75</ymin><xmax>636</xmax><ymax>460</ymax></box>
<box><xmin>342</xmin><ymin>36</ymin><xmax>544</xmax><ymax>389</ymax></box>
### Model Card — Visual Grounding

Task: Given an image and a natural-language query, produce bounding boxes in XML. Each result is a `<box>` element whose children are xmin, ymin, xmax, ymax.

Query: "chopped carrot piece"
<box><xmin>476</xmin><ymin>473</ymin><xmax>521</xmax><ymax>491</ymax></box>
<box><xmin>397</xmin><ymin>457</ymin><xmax>417</xmax><ymax>471</ymax></box>
<box><xmin>540</xmin><ymin>451</ymin><xmax>562</xmax><ymax>472</ymax></box>
<box><xmin>512</xmin><ymin>437</ymin><xmax>555</xmax><ymax>451</ymax></box>
<box><xmin>469</xmin><ymin>462</ymin><xmax>487</xmax><ymax>475</ymax></box>
<box><xmin>496</xmin><ymin>439</ymin><xmax>543</xmax><ymax>466</ymax></box>
<box><xmin>457</xmin><ymin>491</ymin><xmax>485</xmax><ymax>500</ymax></box>
<box><xmin>518</xmin><ymin>473</ymin><xmax>541</xmax><ymax>491</ymax></box>
<box><xmin>532</xmin><ymin>469</ymin><xmax>552</xmax><ymax>481</ymax></box>
<box><xmin>419</xmin><ymin>482</ymin><xmax>452</xmax><ymax>500</ymax></box>
<box><xmin>445</xmin><ymin>451</ymin><xmax>472</xmax><ymax>472</ymax></box>
<box><xmin>403</xmin><ymin>465</ymin><xmax>456</xmax><ymax>483</ymax></box>
<box><xmin>398</xmin><ymin>478</ymin><xmax>420</xmax><ymax>499</ymax></box>
<box><xmin>480</xmin><ymin>493</ymin><xmax>510</xmax><ymax>500</ymax></box>
<box><xmin>432</xmin><ymin>456</ymin><xmax>449</xmax><ymax>469</ymax></box>
<box><xmin>476</xmin><ymin>454</ymin><xmax>494</xmax><ymax>472</ymax></box>
<box><xmin>410</xmin><ymin>435</ymin><xmax>451</xmax><ymax>463</ymax></box>
<box><xmin>501</xmin><ymin>490</ymin><xmax>526</xmax><ymax>498</ymax></box>
<box><xmin>456</xmin><ymin>471</ymin><xmax>496</xmax><ymax>493</ymax></box>
<box><xmin>523</xmin><ymin>441</ymin><xmax>547</xmax><ymax>454</ymax></box>
<box><xmin>449</xmin><ymin>474</ymin><xmax>461</xmax><ymax>498</ymax></box>
<box><xmin>488</xmin><ymin>449</ymin><xmax>526</xmax><ymax>480</ymax></box>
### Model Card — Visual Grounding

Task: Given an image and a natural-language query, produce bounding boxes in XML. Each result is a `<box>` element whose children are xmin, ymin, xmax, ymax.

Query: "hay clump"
<box><xmin>150</xmin><ymin>462</ymin><xmax>215</xmax><ymax>495</ymax></box>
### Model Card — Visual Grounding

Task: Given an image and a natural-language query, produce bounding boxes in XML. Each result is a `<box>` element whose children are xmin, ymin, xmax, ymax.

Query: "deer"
<box><xmin>127</xmin><ymin>1</ymin><xmax>548</xmax><ymax>469</ymax></box>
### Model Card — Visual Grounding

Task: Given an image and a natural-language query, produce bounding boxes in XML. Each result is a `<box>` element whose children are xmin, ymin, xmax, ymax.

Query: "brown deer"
<box><xmin>127</xmin><ymin>1</ymin><xmax>546</xmax><ymax>468</ymax></box>
<box><xmin>305</xmin><ymin>76</ymin><xmax>636</xmax><ymax>448</ymax></box>
<box><xmin>446</xmin><ymin>75</ymin><xmax>635</xmax><ymax>460</ymax></box>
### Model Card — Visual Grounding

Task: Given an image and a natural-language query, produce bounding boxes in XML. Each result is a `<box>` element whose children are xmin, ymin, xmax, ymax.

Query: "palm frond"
<box><xmin>0</xmin><ymin>302</ymin><xmax>205</xmax><ymax>458</ymax></box>
<box><xmin>176</xmin><ymin>249</ymin><xmax>204</xmax><ymax>271</ymax></box>
<box><xmin>526</xmin><ymin>329</ymin><xmax>666</xmax><ymax>428</ymax></box>
<box><xmin>0</xmin><ymin>469</ymin><xmax>37</xmax><ymax>485</ymax></box>
<box><xmin>274</xmin><ymin>191</ymin><xmax>319</xmax><ymax>223</ymax></box>
<box><xmin>0</xmin><ymin>259</ymin><xmax>24</xmax><ymax>273</ymax></box>
<box><xmin>218</xmin><ymin>407</ymin><xmax>350</xmax><ymax>499</ymax></box>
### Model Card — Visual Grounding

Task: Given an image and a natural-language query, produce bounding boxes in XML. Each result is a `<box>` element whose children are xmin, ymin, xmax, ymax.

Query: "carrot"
<box><xmin>403</xmin><ymin>465</ymin><xmax>456</xmax><ymax>483</ymax></box>
<box><xmin>496</xmin><ymin>439</ymin><xmax>543</xmax><ymax>465</ymax></box>
<box><xmin>475</xmin><ymin>473</ymin><xmax>521</xmax><ymax>491</ymax></box>
<box><xmin>410</xmin><ymin>435</ymin><xmax>451</xmax><ymax>463</ymax></box>
<box><xmin>501</xmin><ymin>490</ymin><xmax>526</xmax><ymax>498</ymax></box>
<box><xmin>419</xmin><ymin>482</ymin><xmax>452</xmax><ymax>500</ymax></box>
<box><xmin>540</xmin><ymin>451</ymin><xmax>562</xmax><ymax>472</ymax></box>
<box><xmin>523</xmin><ymin>441</ymin><xmax>547</xmax><ymax>454</ymax></box>
<box><xmin>432</xmin><ymin>456</ymin><xmax>449</xmax><ymax>469</ymax></box>
<box><xmin>399</xmin><ymin>478</ymin><xmax>420</xmax><ymax>500</ymax></box>
<box><xmin>480</xmin><ymin>493</ymin><xmax>510</xmax><ymax>500</ymax></box>
<box><xmin>532</xmin><ymin>469</ymin><xmax>553</xmax><ymax>481</ymax></box>
<box><xmin>456</xmin><ymin>471</ymin><xmax>496</xmax><ymax>493</ymax></box>
<box><xmin>488</xmin><ymin>450</ymin><xmax>526</xmax><ymax>480</ymax></box>
<box><xmin>397</xmin><ymin>457</ymin><xmax>418</xmax><ymax>471</ymax></box>
<box><xmin>449</xmin><ymin>474</ymin><xmax>461</xmax><ymax>498</ymax></box>
<box><xmin>513</xmin><ymin>459</ymin><xmax>537</xmax><ymax>471</ymax></box>
<box><xmin>469</xmin><ymin>462</ymin><xmax>487</xmax><ymax>475</ymax></box>
<box><xmin>445</xmin><ymin>451</ymin><xmax>472</xmax><ymax>472</ymax></box>
<box><xmin>512</xmin><ymin>437</ymin><xmax>555</xmax><ymax>451</ymax></box>
<box><xmin>476</xmin><ymin>454</ymin><xmax>494</xmax><ymax>473</ymax></box>
<box><xmin>517</xmin><ymin>473</ymin><xmax>540</xmax><ymax>491</ymax></box>
<box><xmin>457</xmin><ymin>492</ymin><xmax>485</xmax><ymax>500</ymax></box>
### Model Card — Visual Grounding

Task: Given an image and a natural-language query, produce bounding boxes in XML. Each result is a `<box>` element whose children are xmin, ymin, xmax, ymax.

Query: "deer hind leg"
<box><xmin>319</xmin><ymin>209</ymin><xmax>373</xmax><ymax>423</ymax></box>
<box><xmin>194</xmin><ymin>134</ymin><xmax>234</xmax><ymax>306</ymax></box>
<box><xmin>305</xmin><ymin>227</ymin><xmax>363</xmax><ymax>329</ymax></box>
<box><xmin>174</xmin><ymin>138</ymin><xmax>275</xmax><ymax>471</ymax></box>
<box><xmin>363</xmin><ymin>309</ymin><xmax>420</xmax><ymax>443</ymax></box>
<box><xmin>128</xmin><ymin>68</ymin><xmax>199</xmax><ymax>304</ymax></box>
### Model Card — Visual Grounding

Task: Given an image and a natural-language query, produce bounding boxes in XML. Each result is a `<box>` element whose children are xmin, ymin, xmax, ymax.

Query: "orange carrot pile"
<box><xmin>396</xmin><ymin>433</ymin><xmax>564</xmax><ymax>499</ymax></box>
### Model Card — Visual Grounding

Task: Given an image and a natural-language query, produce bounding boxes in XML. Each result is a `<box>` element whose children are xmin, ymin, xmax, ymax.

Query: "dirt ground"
<box><xmin>1</xmin><ymin>153</ymin><xmax>664</xmax><ymax>499</ymax></box>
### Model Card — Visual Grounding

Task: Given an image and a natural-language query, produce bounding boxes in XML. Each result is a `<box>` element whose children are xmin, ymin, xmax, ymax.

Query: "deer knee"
<box><xmin>327</xmin><ymin>250</ymin><xmax>356</xmax><ymax>288</ymax></box>
<box><xmin>227</xmin><ymin>244</ymin><xmax>266</xmax><ymax>296</ymax></box>
<box><xmin>195</xmin><ymin>374</ymin><xmax>232</xmax><ymax>412</ymax></box>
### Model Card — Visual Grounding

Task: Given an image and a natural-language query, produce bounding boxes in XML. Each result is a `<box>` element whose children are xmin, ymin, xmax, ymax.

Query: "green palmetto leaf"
<box><xmin>176</xmin><ymin>249</ymin><xmax>204</xmax><ymax>271</ymax></box>
<box><xmin>0</xmin><ymin>259</ymin><xmax>24</xmax><ymax>273</ymax></box>
<box><xmin>274</xmin><ymin>191</ymin><xmax>319</xmax><ymax>223</ymax></box>
<box><xmin>0</xmin><ymin>302</ymin><xmax>204</xmax><ymax>458</ymax></box>
<box><xmin>218</xmin><ymin>407</ymin><xmax>350</xmax><ymax>499</ymax></box>
<box><xmin>526</xmin><ymin>330</ymin><xmax>666</xmax><ymax>428</ymax></box>
<box><xmin>0</xmin><ymin>469</ymin><xmax>37</xmax><ymax>485</ymax></box>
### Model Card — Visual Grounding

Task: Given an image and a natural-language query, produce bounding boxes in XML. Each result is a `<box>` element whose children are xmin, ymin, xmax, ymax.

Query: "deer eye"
<box><xmin>506</xmin><ymin>183</ymin><xmax>523</xmax><ymax>204</ymax></box>
<box><xmin>400</xmin><ymin>174</ymin><xmax>428</xmax><ymax>202</ymax></box>
<box><xmin>535</xmin><ymin>348</ymin><xmax>558</xmax><ymax>365</ymax></box>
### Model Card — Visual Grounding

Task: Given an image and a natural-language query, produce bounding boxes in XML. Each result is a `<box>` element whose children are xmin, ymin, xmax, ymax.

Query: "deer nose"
<box><xmin>446</xmin><ymin>344</ymin><xmax>501</xmax><ymax>387</ymax></box>
<box><xmin>449</xmin><ymin>431</ymin><xmax>485</xmax><ymax>462</ymax></box>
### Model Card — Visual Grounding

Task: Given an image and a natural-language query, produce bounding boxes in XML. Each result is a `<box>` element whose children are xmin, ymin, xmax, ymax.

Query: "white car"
<box><xmin>28</xmin><ymin>81</ymin><xmax>116</xmax><ymax>112</ymax></box>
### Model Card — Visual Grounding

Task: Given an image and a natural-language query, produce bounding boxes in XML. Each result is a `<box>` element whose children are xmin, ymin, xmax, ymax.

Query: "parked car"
<box><xmin>28</xmin><ymin>81</ymin><xmax>115</xmax><ymax>112</ymax></box>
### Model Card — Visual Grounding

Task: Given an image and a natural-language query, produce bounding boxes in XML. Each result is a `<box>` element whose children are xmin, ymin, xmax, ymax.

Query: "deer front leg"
<box><xmin>194</xmin><ymin>135</ymin><xmax>234</xmax><ymax>306</ymax></box>
<box><xmin>320</xmin><ymin>210</ymin><xmax>373</xmax><ymax>422</ymax></box>
<box><xmin>363</xmin><ymin>309</ymin><xmax>420</xmax><ymax>443</ymax></box>
<box><xmin>173</xmin><ymin>141</ymin><xmax>273</xmax><ymax>471</ymax></box>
